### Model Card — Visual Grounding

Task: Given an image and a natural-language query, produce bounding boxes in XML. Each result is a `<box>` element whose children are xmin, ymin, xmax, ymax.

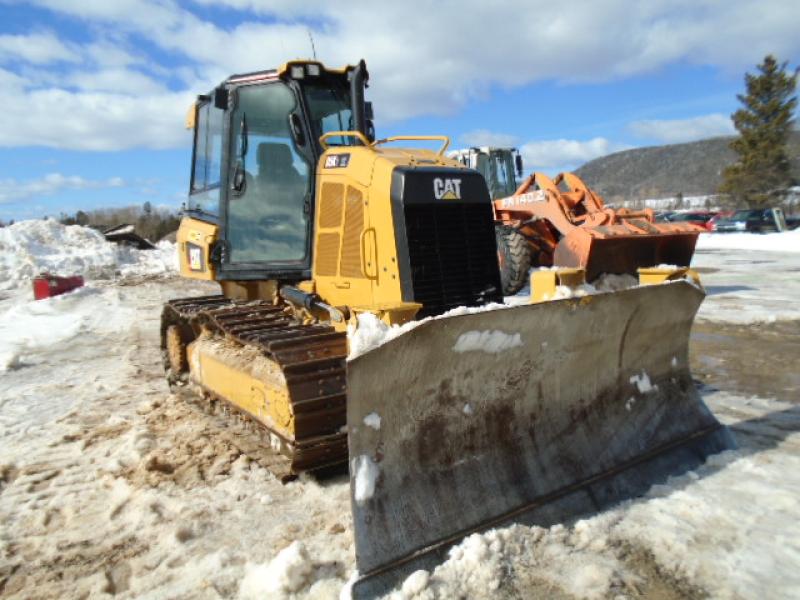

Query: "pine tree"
<box><xmin>719</xmin><ymin>55</ymin><xmax>798</xmax><ymax>207</ymax></box>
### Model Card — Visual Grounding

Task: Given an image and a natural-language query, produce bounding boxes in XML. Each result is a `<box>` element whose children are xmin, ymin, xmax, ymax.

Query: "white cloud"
<box><xmin>0</xmin><ymin>32</ymin><xmax>80</xmax><ymax>65</ymax></box>
<box><xmin>0</xmin><ymin>173</ymin><xmax>126</xmax><ymax>204</ymax></box>
<box><xmin>0</xmin><ymin>69</ymin><xmax>194</xmax><ymax>150</ymax></box>
<box><xmin>66</xmin><ymin>68</ymin><xmax>169</xmax><ymax>95</ymax></box>
<box><xmin>629</xmin><ymin>113</ymin><xmax>735</xmax><ymax>144</ymax></box>
<box><xmin>459</xmin><ymin>130</ymin><xmax>519</xmax><ymax>148</ymax></box>
<box><xmin>519</xmin><ymin>137</ymin><xmax>628</xmax><ymax>171</ymax></box>
<box><xmin>83</xmin><ymin>40</ymin><xmax>142</xmax><ymax>68</ymax></box>
<box><xmin>4</xmin><ymin>0</ymin><xmax>799</xmax><ymax>150</ymax></box>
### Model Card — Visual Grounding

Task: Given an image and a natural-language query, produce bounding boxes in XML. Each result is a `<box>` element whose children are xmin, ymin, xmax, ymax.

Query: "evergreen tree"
<box><xmin>720</xmin><ymin>55</ymin><xmax>797</xmax><ymax>207</ymax></box>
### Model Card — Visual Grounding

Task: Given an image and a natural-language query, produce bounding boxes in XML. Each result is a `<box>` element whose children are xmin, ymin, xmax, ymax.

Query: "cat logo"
<box><xmin>433</xmin><ymin>177</ymin><xmax>462</xmax><ymax>200</ymax></box>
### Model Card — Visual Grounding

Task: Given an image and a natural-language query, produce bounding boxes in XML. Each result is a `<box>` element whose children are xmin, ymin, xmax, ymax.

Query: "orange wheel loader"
<box><xmin>451</xmin><ymin>147</ymin><xmax>704</xmax><ymax>294</ymax></box>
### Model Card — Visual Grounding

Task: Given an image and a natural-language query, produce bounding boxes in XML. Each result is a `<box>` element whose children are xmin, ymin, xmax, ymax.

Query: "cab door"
<box><xmin>220</xmin><ymin>81</ymin><xmax>315</xmax><ymax>279</ymax></box>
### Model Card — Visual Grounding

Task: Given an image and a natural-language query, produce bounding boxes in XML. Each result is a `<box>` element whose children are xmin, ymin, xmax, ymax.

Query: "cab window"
<box><xmin>226</xmin><ymin>82</ymin><xmax>311</xmax><ymax>264</ymax></box>
<box><xmin>189</xmin><ymin>100</ymin><xmax>224</xmax><ymax>216</ymax></box>
<box><xmin>303</xmin><ymin>81</ymin><xmax>353</xmax><ymax>147</ymax></box>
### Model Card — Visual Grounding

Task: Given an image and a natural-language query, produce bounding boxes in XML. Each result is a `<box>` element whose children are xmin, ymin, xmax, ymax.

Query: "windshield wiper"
<box><xmin>231</xmin><ymin>112</ymin><xmax>248</xmax><ymax>194</ymax></box>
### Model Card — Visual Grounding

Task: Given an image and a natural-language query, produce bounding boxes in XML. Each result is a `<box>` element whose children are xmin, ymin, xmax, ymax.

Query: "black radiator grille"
<box><xmin>404</xmin><ymin>203</ymin><xmax>503</xmax><ymax>318</ymax></box>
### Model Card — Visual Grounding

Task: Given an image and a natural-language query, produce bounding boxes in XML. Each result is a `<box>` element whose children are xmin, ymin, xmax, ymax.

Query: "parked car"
<box><xmin>666</xmin><ymin>211</ymin><xmax>716</xmax><ymax>231</ymax></box>
<box><xmin>708</xmin><ymin>211</ymin><xmax>734</xmax><ymax>231</ymax></box>
<box><xmin>654</xmin><ymin>211</ymin><xmax>675</xmax><ymax>223</ymax></box>
<box><xmin>713</xmin><ymin>208</ymin><xmax>787</xmax><ymax>233</ymax></box>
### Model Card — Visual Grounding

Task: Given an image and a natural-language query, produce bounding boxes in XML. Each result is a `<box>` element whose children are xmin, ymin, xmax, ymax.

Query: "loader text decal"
<box><xmin>433</xmin><ymin>177</ymin><xmax>462</xmax><ymax>200</ymax></box>
<box><xmin>500</xmin><ymin>190</ymin><xmax>547</xmax><ymax>208</ymax></box>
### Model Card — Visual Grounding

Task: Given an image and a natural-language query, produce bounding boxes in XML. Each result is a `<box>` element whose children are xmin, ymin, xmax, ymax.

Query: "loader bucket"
<box><xmin>554</xmin><ymin>223</ymin><xmax>700</xmax><ymax>281</ymax></box>
<box><xmin>347</xmin><ymin>281</ymin><xmax>734</xmax><ymax>598</ymax></box>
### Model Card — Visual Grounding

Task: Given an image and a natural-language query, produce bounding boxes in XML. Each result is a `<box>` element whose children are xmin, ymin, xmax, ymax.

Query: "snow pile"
<box><xmin>389</xmin><ymin>529</ymin><xmax>511</xmax><ymax>599</ymax></box>
<box><xmin>696</xmin><ymin>229</ymin><xmax>800</xmax><ymax>253</ymax></box>
<box><xmin>0</xmin><ymin>285</ymin><xmax>134</xmax><ymax>371</ymax></box>
<box><xmin>0</xmin><ymin>219</ymin><xmax>177</xmax><ymax>289</ymax></box>
<box><xmin>116</xmin><ymin>239</ymin><xmax>178</xmax><ymax>279</ymax></box>
<box><xmin>239</xmin><ymin>542</ymin><xmax>313</xmax><ymax>598</ymax></box>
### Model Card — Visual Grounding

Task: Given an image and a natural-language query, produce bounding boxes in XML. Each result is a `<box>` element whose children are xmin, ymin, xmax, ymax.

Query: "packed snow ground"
<box><xmin>1</xmin><ymin>223</ymin><xmax>799</xmax><ymax>599</ymax></box>
<box><xmin>694</xmin><ymin>236</ymin><xmax>799</xmax><ymax>324</ymax></box>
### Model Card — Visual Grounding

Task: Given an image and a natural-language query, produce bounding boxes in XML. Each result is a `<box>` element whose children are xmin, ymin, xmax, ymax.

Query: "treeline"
<box><xmin>58</xmin><ymin>202</ymin><xmax>181</xmax><ymax>242</ymax></box>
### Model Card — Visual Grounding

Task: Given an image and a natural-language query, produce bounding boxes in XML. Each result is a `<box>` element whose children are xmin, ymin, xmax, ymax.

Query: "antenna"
<box><xmin>307</xmin><ymin>28</ymin><xmax>317</xmax><ymax>60</ymax></box>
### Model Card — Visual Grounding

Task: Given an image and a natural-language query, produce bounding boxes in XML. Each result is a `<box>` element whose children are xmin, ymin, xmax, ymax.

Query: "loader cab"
<box><xmin>452</xmin><ymin>147</ymin><xmax>524</xmax><ymax>199</ymax></box>
<box><xmin>186</xmin><ymin>60</ymin><xmax>372</xmax><ymax>282</ymax></box>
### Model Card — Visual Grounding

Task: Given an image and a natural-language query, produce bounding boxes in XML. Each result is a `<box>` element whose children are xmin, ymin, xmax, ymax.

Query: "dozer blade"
<box><xmin>554</xmin><ymin>224</ymin><xmax>700</xmax><ymax>281</ymax></box>
<box><xmin>347</xmin><ymin>281</ymin><xmax>734</xmax><ymax>598</ymax></box>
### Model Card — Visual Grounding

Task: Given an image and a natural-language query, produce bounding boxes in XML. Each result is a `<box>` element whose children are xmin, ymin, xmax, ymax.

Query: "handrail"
<box><xmin>318</xmin><ymin>130</ymin><xmax>373</xmax><ymax>150</ymax></box>
<box><xmin>318</xmin><ymin>132</ymin><xmax>452</xmax><ymax>156</ymax></box>
<box><xmin>371</xmin><ymin>135</ymin><xmax>451</xmax><ymax>156</ymax></box>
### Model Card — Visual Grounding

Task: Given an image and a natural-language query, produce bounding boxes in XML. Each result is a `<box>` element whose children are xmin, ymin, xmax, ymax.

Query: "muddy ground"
<box><xmin>691</xmin><ymin>319</ymin><xmax>800</xmax><ymax>403</ymax></box>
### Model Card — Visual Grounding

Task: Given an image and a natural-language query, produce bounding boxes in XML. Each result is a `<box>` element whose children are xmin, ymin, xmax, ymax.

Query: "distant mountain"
<box><xmin>573</xmin><ymin>131</ymin><xmax>800</xmax><ymax>203</ymax></box>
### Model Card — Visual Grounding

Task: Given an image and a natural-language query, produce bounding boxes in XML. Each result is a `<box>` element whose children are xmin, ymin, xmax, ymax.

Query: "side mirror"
<box><xmin>214</xmin><ymin>86</ymin><xmax>229</xmax><ymax>110</ymax></box>
<box><xmin>515</xmin><ymin>154</ymin><xmax>524</xmax><ymax>177</ymax></box>
<box><xmin>365</xmin><ymin>101</ymin><xmax>374</xmax><ymax>121</ymax></box>
<box><xmin>289</xmin><ymin>113</ymin><xmax>306</xmax><ymax>147</ymax></box>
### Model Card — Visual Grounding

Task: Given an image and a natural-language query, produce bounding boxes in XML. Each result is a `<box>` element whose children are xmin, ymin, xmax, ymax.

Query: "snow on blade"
<box><xmin>352</xmin><ymin>455</ymin><xmax>380</xmax><ymax>505</ymax></box>
<box><xmin>629</xmin><ymin>370</ymin><xmax>657</xmax><ymax>393</ymax></box>
<box><xmin>539</xmin><ymin>273</ymin><xmax>639</xmax><ymax>301</ymax></box>
<box><xmin>362</xmin><ymin>412</ymin><xmax>381</xmax><ymax>430</ymax></box>
<box><xmin>453</xmin><ymin>330</ymin><xmax>523</xmax><ymax>354</ymax></box>
<box><xmin>346</xmin><ymin>303</ymin><xmax>510</xmax><ymax>360</ymax></box>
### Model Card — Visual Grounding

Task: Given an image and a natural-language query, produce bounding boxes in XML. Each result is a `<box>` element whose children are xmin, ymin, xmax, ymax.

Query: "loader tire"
<box><xmin>496</xmin><ymin>225</ymin><xmax>532</xmax><ymax>296</ymax></box>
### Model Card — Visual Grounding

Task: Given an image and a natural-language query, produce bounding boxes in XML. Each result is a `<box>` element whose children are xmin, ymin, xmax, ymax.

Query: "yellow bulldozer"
<box><xmin>162</xmin><ymin>59</ymin><xmax>734</xmax><ymax>597</ymax></box>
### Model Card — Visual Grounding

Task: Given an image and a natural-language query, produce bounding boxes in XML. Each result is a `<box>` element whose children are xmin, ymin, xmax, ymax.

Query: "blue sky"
<box><xmin>0</xmin><ymin>0</ymin><xmax>798</xmax><ymax>221</ymax></box>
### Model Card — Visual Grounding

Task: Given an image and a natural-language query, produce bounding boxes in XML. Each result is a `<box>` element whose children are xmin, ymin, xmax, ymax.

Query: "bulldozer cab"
<box><xmin>450</xmin><ymin>146</ymin><xmax>523</xmax><ymax>199</ymax></box>
<box><xmin>186</xmin><ymin>61</ymin><xmax>371</xmax><ymax>281</ymax></box>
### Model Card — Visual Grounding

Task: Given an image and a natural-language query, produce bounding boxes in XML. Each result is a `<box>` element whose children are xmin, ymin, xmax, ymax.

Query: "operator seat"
<box><xmin>256</xmin><ymin>142</ymin><xmax>306</xmax><ymax>210</ymax></box>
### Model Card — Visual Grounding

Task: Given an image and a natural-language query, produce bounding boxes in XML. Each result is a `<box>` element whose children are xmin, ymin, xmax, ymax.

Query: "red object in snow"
<box><xmin>32</xmin><ymin>273</ymin><xmax>84</xmax><ymax>300</ymax></box>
